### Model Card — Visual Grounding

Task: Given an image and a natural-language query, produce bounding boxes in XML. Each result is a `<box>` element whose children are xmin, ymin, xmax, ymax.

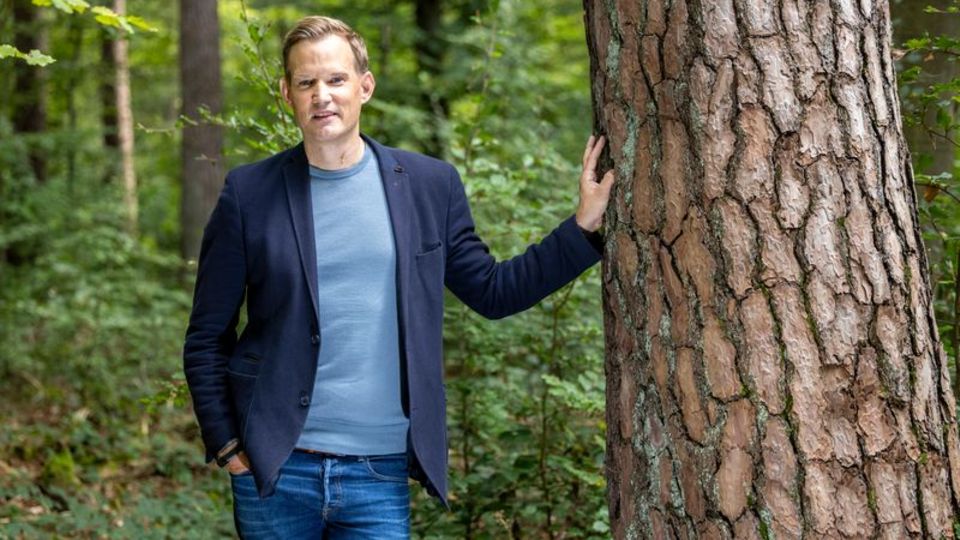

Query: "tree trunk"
<box><xmin>178</xmin><ymin>0</ymin><xmax>224</xmax><ymax>260</ymax></box>
<box><xmin>414</xmin><ymin>0</ymin><xmax>449</xmax><ymax>158</ymax></box>
<box><xmin>12</xmin><ymin>0</ymin><xmax>47</xmax><ymax>184</ymax></box>
<box><xmin>65</xmin><ymin>19</ymin><xmax>83</xmax><ymax>192</ymax></box>
<box><xmin>114</xmin><ymin>0</ymin><xmax>137</xmax><ymax>235</ymax></box>
<box><xmin>100</xmin><ymin>29</ymin><xmax>119</xmax><ymax>152</ymax></box>
<box><xmin>585</xmin><ymin>0</ymin><xmax>960</xmax><ymax>538</ymax></box>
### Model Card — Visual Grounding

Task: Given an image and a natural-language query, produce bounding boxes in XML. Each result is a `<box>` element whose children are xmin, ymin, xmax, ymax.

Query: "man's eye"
<box><xmin>329</xmin><ymin>77</ymin><xmax>344</xmax><ymax>84</ymax></box>
<box><xmin>298</xmin><ymin>80</ymin><xmax>314</xmax><ymax>88</ymax></box>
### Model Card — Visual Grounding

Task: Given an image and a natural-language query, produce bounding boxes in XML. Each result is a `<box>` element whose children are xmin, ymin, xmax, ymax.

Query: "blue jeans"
<box><xmin>230</xmin><ymin>450</ymin><xmax>410</xmax><ymax>539</ymax></box>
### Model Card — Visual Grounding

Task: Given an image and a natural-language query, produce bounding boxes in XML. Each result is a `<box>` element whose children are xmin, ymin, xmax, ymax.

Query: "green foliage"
<box><xmin>898</xmin><ymin>3</ymin><xmax>960</xmax><ymax>383</ymax></box>
<box><xmin>32</xmin><ymin>0</ymin><xmax>156</xmax><ymax>33</ymax></box>
<box><xmin>399</xmin><ymin>2</ymin><xmax>606</xmax><ymax>537</ymax></box>
<box><xmin>199</xmin><ymin>0</ymin><xmax>300</xmax><ymax>158</ymax></box>
<box><xmin>1</xmin><ymin>0</ymin><xmax>605</xmax><ymax>536</ymax></box>
<box><xmin>0</xmin><ymin>44</ymin><xmax>55</xmax><ymax>66</ymax></box>
<box><xmin>32</xmin><ymin>0</ymin><xmax>92</xmax><ymax>14</ymax></box>
<box><xmin>0</xmin><ymin>174</ymin><xmax>233</xmax><ymax>536</ymax></box>
<box><xmin>0</xmin><ymin>0</ymin><xmax>155</xmax><ymax>69</ymax></box>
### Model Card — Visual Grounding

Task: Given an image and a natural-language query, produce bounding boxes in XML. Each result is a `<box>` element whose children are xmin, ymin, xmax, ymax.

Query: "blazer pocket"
<box><xmin>227</xmin><ymin>353</ymin><xmax>262</xmax><ymax>378</ymax></box>
<box><xmin>416</xmin><ymin>240</ymin><xmax>442</xmax><ymax>256</ymax></box>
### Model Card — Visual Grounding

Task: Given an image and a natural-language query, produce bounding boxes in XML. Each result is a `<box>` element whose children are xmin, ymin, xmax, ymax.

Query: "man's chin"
<box><xmin>299</xmin><ymin>126</ymin><xmax>332</xmax><ymax>137</ymax></box>
<box><xmin>301</xmin><ymin>126</ymin><xmax>358</xmax><ymax>145</ymax></box>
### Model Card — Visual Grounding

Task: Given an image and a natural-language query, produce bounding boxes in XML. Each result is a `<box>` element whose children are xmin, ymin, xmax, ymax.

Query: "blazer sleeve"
<box><xmin>443</xmin><ymin>165</ymin><xmax>602</xmax><ymax>320</ymax></box>
<box><xmin>183</xmin><ymin>173</ymin><xmax>247</xmax><ymax>461</ymax></box>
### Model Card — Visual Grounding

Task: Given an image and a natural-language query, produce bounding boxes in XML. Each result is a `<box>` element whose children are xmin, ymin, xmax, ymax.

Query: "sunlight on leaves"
<box><xmin>0</xmin><ymin>44</ymin><xmax>56</xmax><ymax>66</ymax></box>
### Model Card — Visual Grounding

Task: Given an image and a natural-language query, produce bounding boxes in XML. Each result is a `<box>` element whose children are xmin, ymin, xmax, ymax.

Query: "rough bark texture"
<box><xmin>585</xmin><ymin>0</ymin><xmax>960</xmax><ymax>538</ymax></box>
<box><xmin>178</xmin><ymin>0</ymin><xmax>223</xmax><ymax>260</ymax></box>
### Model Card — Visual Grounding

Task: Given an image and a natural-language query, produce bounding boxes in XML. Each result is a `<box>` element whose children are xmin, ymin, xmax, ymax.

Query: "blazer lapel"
<box><xmin>364</xmin><ymin>134</ymin><xmax>414</xmax><ymax>334</ymax></box>
<box><xmin>283</xmin><ymin>143</ymin><xmax>320</xmax><ymax>325</ymax></box>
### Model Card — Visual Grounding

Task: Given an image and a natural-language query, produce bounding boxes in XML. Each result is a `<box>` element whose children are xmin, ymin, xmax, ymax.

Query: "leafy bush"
<box><xmin>0</xmin><ymin>0</ymin><xmax>609</xmax><ymax>537</ymax></box>
<box><xmin>898</xmin><ymin>4</ymin><xmax>960</xmax><ymax>388</ymax></box>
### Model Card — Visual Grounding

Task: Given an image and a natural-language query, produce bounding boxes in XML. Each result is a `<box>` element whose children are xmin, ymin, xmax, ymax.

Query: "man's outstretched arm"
<box><xmin>444</xmin><ymin>135</ymin><xmax>614</xmax><ymax>319</ymax></box>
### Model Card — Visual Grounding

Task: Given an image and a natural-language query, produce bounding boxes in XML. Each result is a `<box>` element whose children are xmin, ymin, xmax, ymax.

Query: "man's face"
<box><xmin>280</xmin><ymin>34</ymin><xmax>374</xmax><ymax>147</ymax></box>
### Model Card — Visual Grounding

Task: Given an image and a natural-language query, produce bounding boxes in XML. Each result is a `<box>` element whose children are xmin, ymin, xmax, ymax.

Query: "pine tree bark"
<box><xmin>585</xmin><ymin>0</ymin><xmax>960</xmax><ymax>538</ymax></box>
<box><xmin>114</xmin><ymin>0</ymin><xmax>137</xmax><ymax>235</ymax></box>
<box><xmin>178</xmin><ymin>0</ymin><xmax>224</xmax><ymax>260</ymax></box>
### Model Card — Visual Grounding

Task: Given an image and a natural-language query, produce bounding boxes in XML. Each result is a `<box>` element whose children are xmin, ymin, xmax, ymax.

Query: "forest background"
<box><xmin>0</xmin><ymin>0</ymin><xmax>958</xmax><ymax>538</ymax></box>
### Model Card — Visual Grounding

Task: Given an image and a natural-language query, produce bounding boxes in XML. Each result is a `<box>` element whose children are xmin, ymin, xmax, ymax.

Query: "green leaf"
<box><xmin>24</xmin><ymin>49</ymin><xmax>56</xmax><ymax>66</ymax></box>
<box><xmin>35</xmin><ymin>0</ymin><xmax>89</xmax><ymax>14</ymax></box>
<box><xmin>900</xmin><ymin>66</ymin><xmax>922</xmax><ymax>83</ymax></box>
<box><xmin>904</xmin><ymin>37</ymin><xmax>932</xmax><ymax>50</ymax></box>
<box><xmin>91</xmin><ymin>6</ymin><xmax>121</xmax><ymax>28</ymax></box>
<box><xmin>125</xmin><ymin>15</ymin><xmax>157</xmax><ymax>32</ymax></box>
<box><xmin>0</xmin><ymin>44</ymin><xmax>55</xmax><ymax>65</ymax></box>
<box><xmin>937</xmin><ymin>106</ymin><xmax>952</xmax><ymax>131</ymax></box>
<box><xmin>247</xmin><ymin>22</ymin><xmax>264</xmax><ymax>44</ymax></box>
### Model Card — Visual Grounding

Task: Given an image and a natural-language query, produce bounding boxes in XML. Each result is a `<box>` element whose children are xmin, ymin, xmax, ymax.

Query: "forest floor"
<box><xmin>0</xmin><ymin>398</ymin><xmax>235</xmax><ymax>538</ymax></box>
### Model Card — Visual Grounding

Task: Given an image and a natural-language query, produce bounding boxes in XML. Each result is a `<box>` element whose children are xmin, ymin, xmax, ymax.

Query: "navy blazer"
<box><xmin>183</xmin><ymin>135</ymin><xmax>601</xmax><ymax>506</ymax></box>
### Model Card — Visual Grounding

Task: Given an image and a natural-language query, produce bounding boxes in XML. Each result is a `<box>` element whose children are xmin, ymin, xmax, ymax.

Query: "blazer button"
<box><xmin>310</xmin><ymin>334</ymin><xmax>320</xmax><ymax>346</ymax></box>
<box><xmin>299</xmin><ymin>394</ymin><xmax>310</xmax><ymax>407</ymax></box>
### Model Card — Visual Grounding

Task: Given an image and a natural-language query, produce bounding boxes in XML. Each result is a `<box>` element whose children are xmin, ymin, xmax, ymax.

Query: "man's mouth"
<box><xmin>311</xmin><ymin>111</ymin><xmax>337</xmax><ymax>120</ymax></box>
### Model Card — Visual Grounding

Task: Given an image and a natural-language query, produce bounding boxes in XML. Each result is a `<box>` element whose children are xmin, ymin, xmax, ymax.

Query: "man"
<box><xmin>183</xmin><ymin>15</ymin><xmax>614</xmax><ymax>539</ymax></box>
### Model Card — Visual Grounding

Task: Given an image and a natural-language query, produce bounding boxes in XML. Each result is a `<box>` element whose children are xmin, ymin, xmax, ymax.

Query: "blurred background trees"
<box><xmin>0</xmin><ymin>0</ymin><xmax>957</xmax><ymax>537</ymax></box>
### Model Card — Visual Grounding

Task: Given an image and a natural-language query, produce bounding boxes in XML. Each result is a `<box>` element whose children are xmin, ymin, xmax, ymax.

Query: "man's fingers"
<box><xmin>226</xmin><ymin>452</ymin><xmax>251</xmax><ymax>474</ymax></box>
<box><xmin>585</xmin><ymin>135</ymin><xmax>606</xmax><ymax>173</ymax></box>
<box><xmin>582</xmin><ymin>135</ymin><xmax>596</xmax><ymax>166</ymax></box>
<box><xmin>600</xmin><ymin>170</ymin><xmax>615</xmax><ymax>192</ymax></box>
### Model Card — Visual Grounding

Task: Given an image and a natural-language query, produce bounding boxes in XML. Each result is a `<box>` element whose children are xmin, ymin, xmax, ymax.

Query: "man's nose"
<box><xmin>314</xmin><ymin>83</ymin><xmax>331</xmax><ymax>102</ymax></box>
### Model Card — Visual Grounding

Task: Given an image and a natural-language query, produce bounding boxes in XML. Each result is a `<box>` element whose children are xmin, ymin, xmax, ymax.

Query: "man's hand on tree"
<box><xmin>575</xmin><ymin>134</ymin><xmax>615</xmax><ymax>233</ymax></box>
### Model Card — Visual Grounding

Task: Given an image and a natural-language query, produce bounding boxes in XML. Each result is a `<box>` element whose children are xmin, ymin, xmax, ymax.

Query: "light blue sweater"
<box><xmin>295</xmin><ymin>145</ymin><xmax>409</xmax><ymax>455</ymax></box>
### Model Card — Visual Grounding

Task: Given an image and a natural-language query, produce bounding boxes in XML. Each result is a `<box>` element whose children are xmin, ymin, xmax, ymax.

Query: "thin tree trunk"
<box><xmin>379</xmin><ymin>21</ymin><xmax>392</xmax><ymax>81</ymax></box>
<box><xmin>414</xmin><ymin>0</ymin><xmax>449</xmax><ymax>158</ymax></box>
<box><xmin>65</xmin><ymin>19</ymin><xmax>83</xmax><ymax>193</ymax></box>
<box><xmin>100</xmin><ymin>29</ymin><xmax>119</xmax><ymax>151</ymax></box>
<box><xmin>99</xmin><ymin>29</ymin><xmax>119</xmax><ymax>185</ymax></box>
<box><xmin>586</xmin><ymin>0</ymin><xmax>960</xmax><ymax>538</ymax></box>
<box><xmin>12</xmin><ymin>0</ymin><xmax>47</xmax><ymax>184</ymax></box>
<box><xmin>178</xmin><ymin>0</ymin><xmax>224</xmax><ymax>260</ymax></box>
<box><xmin>114</xmin><ymin>0</ymin><xmax>137</xmax><ymax>235</ymax></box>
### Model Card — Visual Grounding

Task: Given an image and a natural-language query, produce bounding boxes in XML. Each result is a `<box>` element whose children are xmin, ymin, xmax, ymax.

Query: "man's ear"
<box><xmin>360</xmin><ymin>71</ymin><xmax>375</xmax><ymax>104</ymax></box>
<box><xmin>279</xmin><ymin>77</ymin><xmax>291</xmax><ymax>106</ymax></box>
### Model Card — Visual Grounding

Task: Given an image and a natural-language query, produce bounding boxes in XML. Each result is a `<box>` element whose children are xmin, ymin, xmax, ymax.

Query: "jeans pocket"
<box><xmin>362</xmin><ymin>455</ymin><xmax>409</xmax><ymax>483</ymax></box>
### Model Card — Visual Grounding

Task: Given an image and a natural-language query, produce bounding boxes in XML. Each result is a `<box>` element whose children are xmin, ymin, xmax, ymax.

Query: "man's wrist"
<box><xmin>576</xmin><ymin>222</ymin><xmax>604</xmax><ymax>253</ymax></box>
<box><xmin>575</xmin><ymin>212</ymin><xmax>602</xmax><ymax>233</ymax></box>
<box><xmin>215</xmin><ymin>438</ymin><xmax>240</xmax><ymax>468</ymax></box>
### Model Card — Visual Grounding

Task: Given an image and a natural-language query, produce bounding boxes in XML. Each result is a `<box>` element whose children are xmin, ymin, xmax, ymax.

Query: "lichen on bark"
<box><xmin>588</xmin><ymin>0</ymin><xmax>960</xmax><ymax>537</ymax></box>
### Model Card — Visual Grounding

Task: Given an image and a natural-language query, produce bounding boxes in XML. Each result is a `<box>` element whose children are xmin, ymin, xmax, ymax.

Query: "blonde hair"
<box><xmin>281</xmin><ymin>16</ymin><xmax>370</xmax><ymax>79</ymax></box>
